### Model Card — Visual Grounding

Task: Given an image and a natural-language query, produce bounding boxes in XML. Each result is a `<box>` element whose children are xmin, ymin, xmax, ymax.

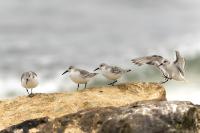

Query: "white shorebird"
<box><xmin>131</xmin><ymin>51</ymin><xmax>186</xmax><ymax>84</ymax></box>
<box><xmin>62</xmin><ymin>66</ymin><xmax>98</xmax><ymax>90</ymax></box>
<box><xmin>94</xmin><ymin>63</ymin><xmax>131</xmax><ymax>86</ymax></box>
<box><xmin>21</xmin><ymin>71</ymin><xmax>39</xmax><ymax>96</ymax></box>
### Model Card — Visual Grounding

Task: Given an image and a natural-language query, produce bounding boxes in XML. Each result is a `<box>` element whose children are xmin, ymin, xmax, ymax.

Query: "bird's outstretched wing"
<box><xmin>132</xmin><ymin>55</ymin><xmax>170</xmax><ymax>78</ymax></box>
<box><xmin>132</xmin><ymin>55</ymin><xmax>165</xmax><ymax>67</ymax></box>
<box><xmin>174</xmin><ymin>51</ymin><xmax>185</xmax><ymax>75</ymax></box>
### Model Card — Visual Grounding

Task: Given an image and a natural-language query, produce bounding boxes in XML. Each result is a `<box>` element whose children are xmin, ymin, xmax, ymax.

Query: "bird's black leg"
<box><xmin>161</xmin><ymin>73</ymin><xmax>168</xmax><ymax>79</ymax></box>
<box><xmin>113</xmin><ymin>80</ymin><xmax>118</xmax><ymax>85</ymax></box>
<box><xmin>27</xmin><ymin>88</ymin><xmax>34</xmax><ymax>97</ymax></box>
<box><xmin>28</xmin><ymin>88</ymin><xmax>35</xmax><ymax>97</ymax></box>
<box><xmin>84</xmin><ymin>83</ymin><xmax>87</xmax><ymax>89</ymax></box>
<box><xmin>108</xmin><ymin>80</ymin><xmax>118</xmax><ymax>86</ymax></box>
<box><xmin>160</xmin><ymin>78</ymin><xmax>169</xmax><ymax>84</ymax></box>
<box><xmin>77</xmin><ymin>84</ymin><xmax>80</xmax><ymax>91</ymax></box>
<box><xmin>160</xmin><ymin>72</ymin><xmax>172</xmax><ymax>84</ymax></box>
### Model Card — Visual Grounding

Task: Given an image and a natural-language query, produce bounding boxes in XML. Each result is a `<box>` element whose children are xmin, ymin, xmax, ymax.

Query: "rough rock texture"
<box><xmin>1</xmin><ymin>101</ymin><xmax>200</xmax><ymax>133</ymax></box>
<box><xmin>0</xmin><ymin>82</ymin><xmax>165</xmax><ymax>130</ymax></box>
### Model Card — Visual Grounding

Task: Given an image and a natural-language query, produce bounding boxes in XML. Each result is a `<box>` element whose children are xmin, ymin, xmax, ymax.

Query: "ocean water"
<box><xmin>0</xmin><ymin>0</ymin><xmax>200</xmax><ymax>104</ymax></box>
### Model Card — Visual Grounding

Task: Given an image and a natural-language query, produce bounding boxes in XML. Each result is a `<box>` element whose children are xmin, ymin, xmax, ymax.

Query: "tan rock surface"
<box><xmin>0</xmin><ymin>82</ymin><xmax>166</xmax><ymax>130</ymax></box>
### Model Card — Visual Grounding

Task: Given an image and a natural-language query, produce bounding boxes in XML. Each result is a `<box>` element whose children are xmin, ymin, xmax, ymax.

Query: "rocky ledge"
<box><xmin>1</xmin><ymin>101</ymin><xmax>200</xmax><ymax>133</ymax></box>
<box><xmin>0</xmin><ymin>82</ymin><xmax>199</xmax><ymax>133</ymax></box>
<box><xmin>0</xmin><ymin>82</ymin><xmax>165</xmax><ymax>130</ymax></box>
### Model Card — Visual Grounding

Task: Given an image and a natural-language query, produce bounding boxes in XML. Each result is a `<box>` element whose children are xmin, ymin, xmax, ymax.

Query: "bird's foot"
<box><xmin>28</xmin><ymin>93</ymin><xmax>34</xmax><ymax>98</ymax></box>
<box><xmin>159</xmin><ymin>78</ymin><xmax>169</xmax><ymax>84</ymax></box>
<box><xmin>108</xmin><ymin>82</ymin><xmax>114</xmax><ymax>86</ymax></box>
<box><xmin>77</xmin><ymin>84</ymin><xmax>80</xmax><ymax>91</ymax></box>
<box><xmin>162</xmin><ymin>75</ymin><xmax>169</xmax><ymax>79</ymax></box>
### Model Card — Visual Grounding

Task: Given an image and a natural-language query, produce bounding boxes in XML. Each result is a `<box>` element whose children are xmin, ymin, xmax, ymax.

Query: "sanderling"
<box><xmin>131</xmin><ymin>50</ymin><xmax>186</xmax><ymax>84</ymax></box>
<box><xmin>21</xmin><ymin>71</ymin><xmax>39</xmax><ymax>96</ymax></box>
<box><xmin>94</xmin><ymin>63</ymin><xmax>131</xmax><ymax>86</ymax></box>
<box><xmin>62</xmin><ymin>66</ymin><xmax>98</xmax><ymax>90</ymax></box>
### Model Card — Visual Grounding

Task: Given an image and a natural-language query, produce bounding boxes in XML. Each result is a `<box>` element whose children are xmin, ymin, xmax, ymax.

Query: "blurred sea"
<box><xmin>0</xmin><ymin>0</ymin><xmax>200</xmax><ymax>104</ymax></box>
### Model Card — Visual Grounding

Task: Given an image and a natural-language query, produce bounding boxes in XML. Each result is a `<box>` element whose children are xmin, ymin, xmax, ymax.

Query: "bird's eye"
<box><xmin>164</xmin><ymin>60</ymin><xmax>167</xmax><ymax>63</ymax></box>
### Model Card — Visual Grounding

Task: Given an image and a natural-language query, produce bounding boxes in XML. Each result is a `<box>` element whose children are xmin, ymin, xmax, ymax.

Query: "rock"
<box><xmin>1</xmin><ymin>101</ymin><xmax>199</xmax><ymax>133</ymax></box>
<box><xmin>0</xmin><ymin>82</ymin><xmax>165</xmax><ymax>130</ymax></box>
<box><xmin>0</xmin><ymin>117</ymin><xmax>49</xmax><ymax>133</ymax></box>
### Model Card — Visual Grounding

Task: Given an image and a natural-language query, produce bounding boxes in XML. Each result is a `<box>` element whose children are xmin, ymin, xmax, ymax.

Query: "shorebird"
<box><xmin>62</xmin><ymin>66</ymin><xmax>98</xmax><ymax>90</ymax></box>
<box><xmin>131</xmin><ymin>51</ymin><xmax>186</xmax><ymax>84</ymax></box>
<box><xmin>21</xmin><ymin>71</ymin><xmax>39</xmax><ymax>96</ymax></box>
<box><xmin>94</xmin><ymin>63</ymin><xmax>131</xmax><ymax>86</ymax></box>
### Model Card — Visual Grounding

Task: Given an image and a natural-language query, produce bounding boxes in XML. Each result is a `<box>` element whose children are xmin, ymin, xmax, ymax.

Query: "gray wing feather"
<box><xmin>21</xmin><ymin>71</ymin><xmax>37</xmax><ymax>81</ymax></box>
<box><xmin>132</xmin><ymin>55</ymin><xmax>170</xmax><ymax>77</ymax></box>
<box><xmin>78</xmin><ymin>69</ymin><xmax>97</xmax><ymax>78</ymax></box>
<box><xmin>86</xmin><ymin>73</ymin><xmax>98</xmax><ymax>78</ymax></box>
<box><xmin>177</xmin><ymin>66</ymin><xmax>184</xmax><ymax>76</ymax></box>
<box><xmin>132</xmin><ymin>55</ymin><xmax>164</xmax><ymax>67</ymax></box>
<box><xmin>21</xmin><ymin>73</ymin><xmax>26</xmax><ymax>81</ymax></box>
<box><xmin>174</xmin><ymin>51</ymin><xmax>185</xmax><ymax>75</ymax></box>
<box><xmin>78</xmin><ymin>69</ymin><xmax>89</xmax><ymax>76</ymax></box>
<box><xmin>30</xmin><ymin>71</ymin><xmax>37</xmax><ymax>77</ymax></box>
<box><xmin>110</xmin><ymin>66</ymin><xmax>123</xmax><ymax>74</ymax></box>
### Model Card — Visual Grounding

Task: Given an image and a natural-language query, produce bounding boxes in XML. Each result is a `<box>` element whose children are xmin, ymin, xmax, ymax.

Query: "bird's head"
<box><xmin>62</xmin><ymin>66</ymin><xmax>75</xmax><ymax>75</ymax></box>
<box><xmin>163</xmin><ymin>59</ymin><xmax>170</xmax><ymax>65</ymax></box>
<box><xmin>94</xmin><ymin>63</ymin><xmax>107</xmax><ymax>71</ymax></box>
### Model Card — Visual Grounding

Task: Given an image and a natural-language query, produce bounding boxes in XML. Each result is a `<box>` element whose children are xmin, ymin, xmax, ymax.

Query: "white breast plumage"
<box><xmin>22</xmin><ymin>78</ymin><xmax>38</xmax><ymax>89</ymax></box>
<box><xmin>102</xmin><ymin>68</ymin><xmax>122</xmax><ymax>80</ymax></box>
<box><xmin>69</xmin><ymin>71</ymin><xmax>88</xmax><ymax>84</ymax></box>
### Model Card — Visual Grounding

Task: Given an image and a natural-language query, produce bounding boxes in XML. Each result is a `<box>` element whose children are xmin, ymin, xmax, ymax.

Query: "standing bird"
<box><xmin>21</xmin><ymin>71</ymin><xmax>39</xmax><ymax>96</ymax></box>
<box><xmin>94</xmin><ymin>63</ymin><xmax>131</xmax><ymax>86</ymax></box>
<box><xmin>62</xmin><ymin>66</ymin><xmax>98</xmax><ymax>90</ymax></box>
<box><xmin>131</xmin><ymin>51</ymin><xmax>185</xmax><ymax>84</ymax></box>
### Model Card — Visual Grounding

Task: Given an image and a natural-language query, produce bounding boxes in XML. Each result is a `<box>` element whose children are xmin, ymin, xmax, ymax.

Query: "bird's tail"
<box><xmin>131</xmin><ymin>57</ymin><xmax>148</xmax><ymax>66</ymax></box>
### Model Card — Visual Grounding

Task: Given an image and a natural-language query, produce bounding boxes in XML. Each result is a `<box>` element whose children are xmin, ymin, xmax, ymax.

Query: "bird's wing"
<box><xmin>158</xmin><ymin>65</ymin><xmax>170</xmax><ymax>78</ymax></box>
<box><xmin>21</xmin><ymin>73</ymin><xmax>26</xmax><ymax>81</ymax></box>
<box><xmin>132</xmin><ymin>55</ymin><xmax>170</xmax><ymax>77</ymax></box>
<box><xmin>31</xmin><ymin>71</ymin><xmax>37</xmax><ymax>77</ymax></box>
<box><xmin>78</xmin><ymin>69</ymin><xmax>97</xmax><ymax>78</ymax></box>
<box><xmin>78</xmin><ymin>69</ymin><xmax>90</xmax><ymax>77</ymax></box>
<box><xmin>21</xmin><ymin>72</ymin><xmax>30</xmax><ymax>81</ymax></box>
<box><xmin>132</xmin><ymin>55</ymin><xmax>165</xmax><ymax>67</ymax></box>
<box><xmin>110</xmin><ymin>66</ymin><xmax>122</xmax><ymax>74</ymax></box>
<box><xmin>174</xmin><ymin>51</ymin><xmax>185</xmax><ymax>75</ymax></box>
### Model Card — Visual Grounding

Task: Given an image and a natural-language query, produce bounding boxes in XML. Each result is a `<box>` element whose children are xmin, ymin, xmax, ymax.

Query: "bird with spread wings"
<box><xmin>131</xmin><ymin>51</ymin><xmax>185</xmax><ymax>84</ymax></box>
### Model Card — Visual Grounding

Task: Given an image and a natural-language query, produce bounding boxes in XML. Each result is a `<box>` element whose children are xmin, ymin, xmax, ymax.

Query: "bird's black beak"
<box><xmin>62</xmin><ymin>70</ymin><xmax>69</xmax><ymax>75</ymax></box>
<box><xmin>94</xmin><ymin>67</ymin><xmax>100</xmax><ymax>71</ymax></box>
